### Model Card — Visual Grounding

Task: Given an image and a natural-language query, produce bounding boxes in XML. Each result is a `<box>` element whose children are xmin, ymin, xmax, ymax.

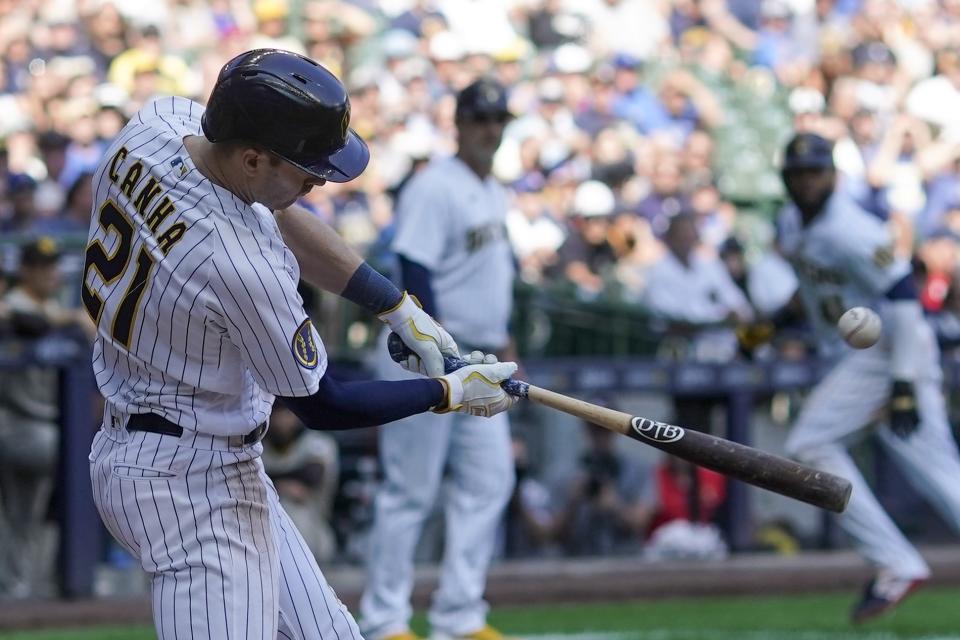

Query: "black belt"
<box><xmin>126</xmin><ymin>413</ymin><xmax>266</xmax><ymax>445</ymax></box>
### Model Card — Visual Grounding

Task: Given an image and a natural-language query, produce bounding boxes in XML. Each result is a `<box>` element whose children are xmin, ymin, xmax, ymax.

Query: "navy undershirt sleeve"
<box><xmin>399</xmin><ymin>255</ymin><xmax>438</xmax><ymax>317</ymax></box>
<box><xmin>341</xmin><ymin>262</ymin><xmax>404</xmax><ymax>314</ymax></box>
<box><xmin>276</xmin><ymin>374</ymin><xmax>445</xmax><ymax>430</ymax></box>
<box><xmin>885</xmin><ymin>273</ymin><xmax>918</xmax><ymax>301</ymax></box>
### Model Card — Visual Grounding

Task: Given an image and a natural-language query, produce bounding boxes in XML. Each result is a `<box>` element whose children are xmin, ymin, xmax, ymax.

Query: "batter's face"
<box><xmin>242</xmin><ymin>149</ymin><xmax>327</xmax><ymax>210</ymax></box>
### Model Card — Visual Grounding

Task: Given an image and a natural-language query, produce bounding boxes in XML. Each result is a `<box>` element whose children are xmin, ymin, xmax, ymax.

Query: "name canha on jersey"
<box><xmin>83</xmin><ymin>97</ymin><xmax>324</xmax><ymax>436</ymax></box>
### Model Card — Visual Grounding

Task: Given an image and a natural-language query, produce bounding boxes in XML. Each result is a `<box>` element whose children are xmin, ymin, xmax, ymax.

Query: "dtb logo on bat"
<box><xmin>630</xmin><ymin>417</ymin><xmax>685</xmax><ymax>443</ymax></box>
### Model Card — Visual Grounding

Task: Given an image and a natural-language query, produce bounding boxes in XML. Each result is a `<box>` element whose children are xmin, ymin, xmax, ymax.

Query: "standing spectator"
<box><xmin>361</xmin><ymin>79</ymin><xmax>517</xmax><ymax>640</ymax></box>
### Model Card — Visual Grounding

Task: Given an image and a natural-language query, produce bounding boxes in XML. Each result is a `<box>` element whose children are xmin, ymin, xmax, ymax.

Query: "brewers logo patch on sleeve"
<box><xmin>292</xmin><ymin>318</ymin><xmax>319</xmax><ymax>369</ymax></box>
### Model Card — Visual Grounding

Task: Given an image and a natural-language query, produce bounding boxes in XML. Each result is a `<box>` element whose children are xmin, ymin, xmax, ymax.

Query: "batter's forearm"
<box><xmin>275</xmin><ymin>204</ymin><xmax>363</xmax><ymax>294</ymax></box>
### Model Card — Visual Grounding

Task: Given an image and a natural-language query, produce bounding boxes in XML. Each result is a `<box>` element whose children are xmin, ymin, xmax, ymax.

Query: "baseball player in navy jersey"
<box><xmin>777</xmin><ymin>133</ymin><xmax>960</xmax><ymax>623</ymax></box>
<box><xmin>84</xmin><ymin>48</ymin><xmax>519</xmax><ymax>640</ymax></box>
<box><xmin>359</xmin><ymin>79</ymin><xmax>516</xmax><ymax>640</ymax></box>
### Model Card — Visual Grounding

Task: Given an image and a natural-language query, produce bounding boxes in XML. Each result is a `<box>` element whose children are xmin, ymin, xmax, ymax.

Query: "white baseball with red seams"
<box><xmin>837</xmin><ymin>306</ymin><xmax>882</xmax><ymax>349</ymax></box>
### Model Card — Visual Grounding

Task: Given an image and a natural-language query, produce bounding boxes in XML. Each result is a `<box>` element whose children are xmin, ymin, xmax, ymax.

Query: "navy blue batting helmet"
<box><xmin>202</xmin><ymin>49</ymin><xmax>369</xmax><ymax>183</ymax></box>
<box><xmin>782</xmin><ymin>132</ymin><xmax>834</xmax><ymax>171</ymax></box>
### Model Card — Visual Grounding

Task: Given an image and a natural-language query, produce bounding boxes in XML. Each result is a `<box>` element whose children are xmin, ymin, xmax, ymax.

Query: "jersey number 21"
<box><xmin>81</xmin><ymin>200</ymin><xmax>156</xmax><ymax>348</ymax></box>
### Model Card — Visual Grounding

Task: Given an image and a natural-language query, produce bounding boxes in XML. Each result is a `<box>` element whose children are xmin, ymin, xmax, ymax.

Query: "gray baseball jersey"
<box><xmin>391</xmin><ymin>156</ymin><xmax>515</xmax><ymax>349</ymax></box>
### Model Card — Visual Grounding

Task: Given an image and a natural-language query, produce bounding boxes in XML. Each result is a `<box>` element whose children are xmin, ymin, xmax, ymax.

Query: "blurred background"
<box><xmin>3</xmin><ymin>0</ymin><xmax>960</xmax><ymax>609</ymax></box>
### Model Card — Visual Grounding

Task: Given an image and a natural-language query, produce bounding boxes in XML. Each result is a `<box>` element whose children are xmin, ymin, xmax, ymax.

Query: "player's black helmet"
<box><xmin>782</xmin><ymin>132</ymin><xmax>834</xmax><ymax>171</ymax></box>
<box><xmin>202</xmin><ymin>49</ymin><xmax>369</xmax><ymax>183</ymax></box>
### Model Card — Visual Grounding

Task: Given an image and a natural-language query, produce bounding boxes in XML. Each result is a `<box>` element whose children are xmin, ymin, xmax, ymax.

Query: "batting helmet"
<box><xmin>202</xmin><ymin>49</ymin><xmax>369</xmax><ymax>183</ymax></box>
<box><xmin>781</xmin><ymin>132</ymin><xmax>834</xmax><ymax>171</ymax></box>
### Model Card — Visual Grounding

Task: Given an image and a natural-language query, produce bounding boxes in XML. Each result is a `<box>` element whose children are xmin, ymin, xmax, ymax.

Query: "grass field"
<box><xmin>2</xmin><ymin>587</ymin><xmax>959</xmax><ymax>640</ymax></box>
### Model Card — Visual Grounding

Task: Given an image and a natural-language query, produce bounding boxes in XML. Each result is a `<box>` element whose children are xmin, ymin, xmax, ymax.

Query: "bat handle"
<box><xmin>387</xmin><ymin>332</ymin><xmax>529</xmax><ymax>398</ymax></box>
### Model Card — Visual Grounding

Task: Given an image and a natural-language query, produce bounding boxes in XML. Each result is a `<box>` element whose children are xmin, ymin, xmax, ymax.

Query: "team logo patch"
<box><xmin>292</xmin><ymin>319</ymin><xmax>319</xmax><ymax>369</ymax></box>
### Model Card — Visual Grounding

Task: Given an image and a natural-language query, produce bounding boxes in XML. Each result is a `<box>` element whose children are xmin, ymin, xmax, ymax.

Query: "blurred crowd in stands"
<box><xmin>5</xmin><ymin>0</ymin><xmax>960</xmax><ymax>593</ymax></box>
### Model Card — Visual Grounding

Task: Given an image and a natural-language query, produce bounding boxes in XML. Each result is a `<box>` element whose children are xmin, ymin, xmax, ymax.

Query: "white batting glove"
<box><xmin>378</xmin><ymin>292</ymin><xmax>460</xmax><ymax>377</ymax></box>
<box><xmin>436</xmin><ymin>351</ymin><xmax>518</xmax><ymax>417</ymax></box>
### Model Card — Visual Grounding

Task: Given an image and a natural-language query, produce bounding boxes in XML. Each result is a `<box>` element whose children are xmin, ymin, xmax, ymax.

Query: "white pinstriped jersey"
<box><xmin>83</xmin><ymin>96</ymin><xmax>325</xmax><ymax>435</ymax></box>
<box><xmin>778</xmin><ymin>190</ymin><xmax>912</xmax><ymax>357</ymax></box>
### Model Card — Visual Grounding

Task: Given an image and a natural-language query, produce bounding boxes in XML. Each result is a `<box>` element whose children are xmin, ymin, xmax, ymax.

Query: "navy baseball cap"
<box><xmin>782</xmin><ymin>133</ymin><xmax>834</xmax><ymax>171</ymax></box>
<box><xmin>455</xmin><ymin>78</ymin><xmax>512</xmax><ymax>121</ymax></box>
<box><xmin>20</xmin><ymin>236</ymin><xmax>61</xmax><ymax>267</ymax></box>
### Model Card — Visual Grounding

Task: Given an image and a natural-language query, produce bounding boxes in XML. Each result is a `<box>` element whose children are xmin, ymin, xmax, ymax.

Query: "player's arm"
<box><xmin>274</xmin><ymin>203</ymin><xmax>458</xmax><ymax>376</ymax></box>
<box><xmin>884</xmin><ymin>273</ymin><xmax>923</xmax><ymax>438</ymax></box>
<box><xmin>276</xmin><ymin>352</ymin><xmax>519</xmax><ymax>430</ymax></box>
<box><xmin>842</xmin><ymin>223</ymin><xmax>922</xmax><ymax>437</ymax></box>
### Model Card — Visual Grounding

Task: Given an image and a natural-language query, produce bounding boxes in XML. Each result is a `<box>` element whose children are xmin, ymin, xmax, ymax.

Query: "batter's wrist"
<box><xmin>433</xmin><ymin>374</ymin><xmax>463</xmax><ymax>413</ymax></box>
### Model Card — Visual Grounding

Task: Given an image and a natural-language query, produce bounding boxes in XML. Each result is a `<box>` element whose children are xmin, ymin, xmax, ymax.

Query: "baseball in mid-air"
<box><xmin>838</xmin><ymin>306</ymin><xmax>882</xmax><ymax>349</ymax></box>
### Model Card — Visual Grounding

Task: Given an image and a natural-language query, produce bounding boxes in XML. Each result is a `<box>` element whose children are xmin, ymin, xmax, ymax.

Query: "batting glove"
<box><xmin>378</xmin><ymin>292</ymin><xmax>460</xmax><ymax>377</ymax></box>
<box><xmin>889</xmin><ymin>380</ymin><xmax>920</xmax><ymax>439</ymax></box>
<box><xmin>435</xmin><ymin>351</ymin><xmax>518</xmax><ymax>417</ymax></box>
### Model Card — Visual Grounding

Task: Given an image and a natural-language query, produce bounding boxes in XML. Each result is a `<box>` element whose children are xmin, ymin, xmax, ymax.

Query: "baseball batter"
<box><xmin>84</xmin><ymin>49</ymin><xmax>518</xmax><ymax>640</ymax></box>
<box><xmin>777</xmin><ymin>133</ymin><xmax>960</xmax><ymax>623</ymax></box>
<box><xmin>360</xmin><ymin>79</ymin><xmax>516</xmax><ymax>640</ymax></box>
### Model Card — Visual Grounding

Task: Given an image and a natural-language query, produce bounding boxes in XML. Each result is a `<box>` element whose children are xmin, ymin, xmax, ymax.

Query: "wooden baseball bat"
<box><xmin>388</xmin><ymin>334</ymin><xmax>852</xmax><ymax>513</ymax></box>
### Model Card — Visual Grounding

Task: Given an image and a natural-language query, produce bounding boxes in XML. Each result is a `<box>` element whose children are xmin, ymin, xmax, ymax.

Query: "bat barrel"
<box><xmin>527</xmin><ymin>385</ymin><xmax>852</xmax><ymax>514</ymax></box>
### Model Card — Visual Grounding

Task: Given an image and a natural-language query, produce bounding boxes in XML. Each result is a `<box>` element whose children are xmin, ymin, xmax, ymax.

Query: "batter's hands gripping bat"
<box><xmin>388</xmin><ymin>333</ymin><xmax>852</xmax><ymax>513</ymax></box>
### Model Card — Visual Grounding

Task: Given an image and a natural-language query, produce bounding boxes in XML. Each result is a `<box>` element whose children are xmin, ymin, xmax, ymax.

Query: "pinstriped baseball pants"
<box><xmin>89</xmin><ymin>420</ymin><xmax>362</xmax><ymax>640</ymax></box>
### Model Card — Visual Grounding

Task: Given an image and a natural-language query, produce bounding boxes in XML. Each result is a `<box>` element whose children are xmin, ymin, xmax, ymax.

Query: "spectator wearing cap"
<box><xmin>551</xmin><ymin>180</ymin><xmax>619</xmax><ymax>298</ymax></box>
<box><xmin>0</xmin><ymin>236</ymin><xmax>92</xmax><ymax>597</ymax></box>
<box><xmin>1</xmin><ymin>174</ymin><xmax>39</xmax><ymax>234</ymax></box>
<box><xmin>610</xmin><ymin>54</ymin><xmax>671</xmax><ymax>134</ymax></box>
